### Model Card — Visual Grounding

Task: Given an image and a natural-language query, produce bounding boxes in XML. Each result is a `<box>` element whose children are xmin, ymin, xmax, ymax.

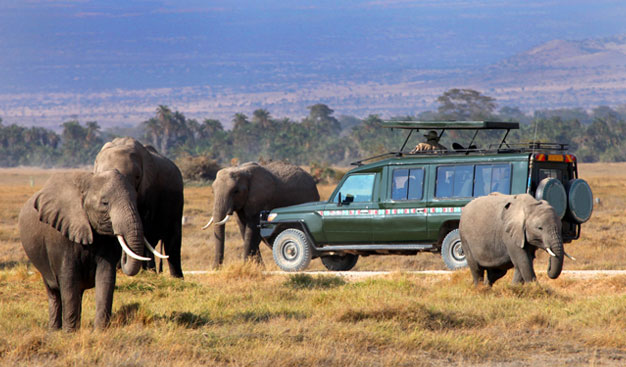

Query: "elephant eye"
<box><xmin>101</xmin><ymin>200</ymin><xmax>109</xmax><ymax>207</ymax></box>
<box><xmin>537</xmin><ymin>226</ymin><xmax>543</xmax><ymax>230</ymax></box>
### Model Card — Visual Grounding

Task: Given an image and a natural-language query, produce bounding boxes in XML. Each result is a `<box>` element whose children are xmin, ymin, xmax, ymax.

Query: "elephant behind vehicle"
<box><xmin>459</xmin><ymin>193</ymin><xmax>573</xmax><ymax>286</ymax></box>
<box><xmin>203</xmin><ymin>161</ymin><xmax>320</xmax><ymax>268</ymax></box>
<box><xmin>19</xmin><ymin>170</ymin><xmax>160</xmax><ymax>331</ymax></box>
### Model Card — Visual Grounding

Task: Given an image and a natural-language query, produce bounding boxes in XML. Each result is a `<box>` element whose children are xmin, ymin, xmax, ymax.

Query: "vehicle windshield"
<box><xmin>333</xmin><ymin>173</ymin><xmax>376</xmax><ymax>203</ymax></box>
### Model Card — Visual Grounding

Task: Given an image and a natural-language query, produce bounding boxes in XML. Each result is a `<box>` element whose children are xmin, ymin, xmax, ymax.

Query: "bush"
<box><xmin>176</xmin><ymin>154</ymin><xmax>221</xmax><ymax>182</ymax></box>
<box><xmin>309</xmin><ymin>161</ymin><xmax>346</xmax><ymax>184</ymax></box>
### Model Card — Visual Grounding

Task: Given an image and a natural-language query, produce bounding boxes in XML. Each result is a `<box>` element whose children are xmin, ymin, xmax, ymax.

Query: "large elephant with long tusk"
<box><xmin>203</xmin><ymin>161</ymin><xmax>320</xmax><ymax>268</ymax></box>
<box><xmin>459</xmin><ymin>193</ymin><xmax>575</xmax><ymax>286</ymax></box>
<box><xmin>19</xmin><ymin>170</ymin><xmax>164</xmax><ymax>331</ymax></box>
<box><xmin>94</xmin><ymin>137</ymin><xmax>184</xmax><ymax>278</ymax></box>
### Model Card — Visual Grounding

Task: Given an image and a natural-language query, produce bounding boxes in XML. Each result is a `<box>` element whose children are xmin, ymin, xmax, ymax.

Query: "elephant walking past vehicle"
<box><xmin>203</xmin><ymin>161</ymin><xmax>320</xmax><ymax>268</ymax></box>
<box><xmin>94</xmin><ymin>137</ymin><xmax>184</xmax><ymax>278</ymax></box>
<box><xmin>19</xmin><ymin>171</ymin><xmax>158</xmax><ymax>331</ymax></box>
<box><xmin>459</xmin><ymin>193</ymin><xmax>574</xmax><ymax>286</ymax></box>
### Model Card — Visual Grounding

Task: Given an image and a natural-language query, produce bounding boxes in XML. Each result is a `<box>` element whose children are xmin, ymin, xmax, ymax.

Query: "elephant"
<box><xmin>18</xmin><ymin>170</ymin><xmax>161</xmax><ymax>331</ymax></box>
<box><xmin>459</xmin><ymin>193</ymin><xmax>573</xmax><ymax>286</ymax></box>
<box><xmin>203</xmin><ymin>161</ymin><xmax>320</xmax><ymax>268</ymax></box>
<box><xmin>94</xmin><ymin>137</ymin><xmax>185</xmax><ymax>278</ymax></box>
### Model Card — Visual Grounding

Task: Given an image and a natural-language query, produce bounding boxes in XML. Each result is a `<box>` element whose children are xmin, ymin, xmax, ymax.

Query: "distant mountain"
<box><xmin>2</xmin><ymin>35</ymin><xmax>626</xmax><ymax>129</ymax></box>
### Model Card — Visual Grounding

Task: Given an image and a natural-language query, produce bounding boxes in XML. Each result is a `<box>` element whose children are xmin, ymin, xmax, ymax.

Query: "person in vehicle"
<box><xmin>411</xmin><ymin>130</ymin><xmax>447</xmax><ymax>153</ymax></box>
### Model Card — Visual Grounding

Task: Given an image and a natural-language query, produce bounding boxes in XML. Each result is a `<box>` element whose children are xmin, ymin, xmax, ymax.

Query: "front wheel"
<box><xmin>321</xmin><ymin>254</ymin><xmax>359</xmax><ymax>271</ymax></box>
<box><xmin>272</xmin><ymin>229</ymin><xmax>312</xmax><ymax>272</ymax></box>
<box><xmin>441</xmin><ymin>229</ymin><xmax>467</xmax><ymax>270</ymax></box>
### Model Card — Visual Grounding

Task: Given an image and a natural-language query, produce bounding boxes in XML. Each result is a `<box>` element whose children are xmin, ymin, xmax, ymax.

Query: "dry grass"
<box><xmin>1</xmin><ymin>164</ymin><xmax>625</xmax><ymax>366</ymax></box>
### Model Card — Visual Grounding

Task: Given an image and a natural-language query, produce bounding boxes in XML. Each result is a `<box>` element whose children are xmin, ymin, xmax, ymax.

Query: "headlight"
<box><xmin>267</xmin><ymin>213</ymin><xmax>278</xmax><ymax>222</ymax></box>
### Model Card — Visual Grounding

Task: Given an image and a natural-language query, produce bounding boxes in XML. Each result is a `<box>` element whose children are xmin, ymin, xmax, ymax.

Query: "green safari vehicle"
<box><xmin>259</xmin><ymin>121</ymin><xmax>593</xmax><ymax>272</ymax></box>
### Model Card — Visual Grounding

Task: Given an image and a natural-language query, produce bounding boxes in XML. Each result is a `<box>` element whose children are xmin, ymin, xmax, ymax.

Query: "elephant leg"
<box><xmin>486</xmin><ymin>268</ymin><xmax>508</xmax><ymax>286</ymax></box>
<box><xmin>509</xmin><ymin>252</ymin><xmax>537</xmax><ymax>284</ymax></box>
<box><xmin>242</xmin><ymin>222</ymin><xmax>263</xmax><ymax>264</ymax></box>
<box><xmin>164</xmin><ymin>224</ymin><xmax>184</xmax><ymax>279</ymax></box>
<box><xmin>512</xmin><ymin>268</ymin><xmax>523</xmax><ymax>284</ymax></box>
<box><xmin>44</xmin><ymin>282</ymin><xmax>62</xmax><ymax>330</ymax></box>
<box><xmin>464</xmin><ymin>251</ymin><xmax>484</xmax><ymax>286</ymax></box>
<box><xmin>60</xmin><ymin>282</ymin><xmax>83</xmax><ymax>331</ymax></box>
<box><xmin>94</xmin><ymin>260</ymin><xmax>117</xmax><ymax>329</ymax></box>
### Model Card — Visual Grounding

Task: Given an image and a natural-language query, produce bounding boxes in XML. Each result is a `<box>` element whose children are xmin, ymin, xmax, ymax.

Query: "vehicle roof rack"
<box><xmin>349</xmin><ymin>119</ymin><xmax>569</xmax><ymax>166</ymax></box>
<box><xmin>382</xmin><ymin>120</ymin><xmax>519</xmax><ymax>153</ymax></box>
<box><xmin>382</xmin><ymin>120</ymin><xmax>519</xmax><ymax>130</ymax></box>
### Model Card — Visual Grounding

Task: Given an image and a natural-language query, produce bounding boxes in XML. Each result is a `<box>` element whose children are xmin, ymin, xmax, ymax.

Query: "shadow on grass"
<box><xmin>338</xmin><ymin>303</ymin><xmax>485</xmax><ymax>330</ymax></box>
<box><xmin>234</xmin><ymin>309</ymin><xmax>308</xmax><ymax>323</ymax></box>
<box><xmin>112</xmin><ymin>303</ymin><xmax>154</xmax><ymax>326</ymax></box>
<box><xmin>284</xmin><ymin>273</ymin><xmax>346</xmax><ymax>290</ymax></box>
<box><xmin>0</xmin><ymin>261</ymin><xmax>21</xmax><ymax>270</ymax></box>
<box><xmin>169</xmin><ymin>311</ymin><xmax>210</xmax><ymax>329</ymax></box>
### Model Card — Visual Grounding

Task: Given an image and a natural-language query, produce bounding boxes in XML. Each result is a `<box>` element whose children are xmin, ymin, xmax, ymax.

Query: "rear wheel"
<box><xmin>272</xmin><ymin>229</ymin><xmax>312</xmax><ymax>272</ymax></box>
<box><xmin>321</xmin><ymin>254</ymin><xmax>359</xmax><ymax>271</ymax></box>
<box><xmin>441</xmin><ymin>229</ymin><xmax>467</xmax><ymax>270</ymax></box>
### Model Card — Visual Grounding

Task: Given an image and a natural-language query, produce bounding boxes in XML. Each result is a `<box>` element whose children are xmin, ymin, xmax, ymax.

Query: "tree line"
<box><xmin>1</xmin><ymin>88</ymin><xmax>626</xmax><ymax>168</ymax></box>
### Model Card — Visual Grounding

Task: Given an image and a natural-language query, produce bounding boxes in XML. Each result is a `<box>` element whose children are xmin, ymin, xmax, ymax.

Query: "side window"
<box><xmin>436</xmin><ymin>165</ymin><xmax>474</xmax><ymax>198</ymax></box>
<box><xmin>335</xmin><ymin>173</ymin><xmax>376</xmax><ymax>203</ymax></box>
<box><xmin>391</xmin><ymin>169</ymin><xmax>409</xmax><ymax>200</ymax></box>
<box><xmin>407</xmin><ymin>169</ymin><xmax>424</xmax><ymax>200</ymax></box>
<box><xmin>391</xmin><ymin>168</ymin><xmax>424</xmax><ymax>200</ymax></box>
<box><xmin>491</xmin><ymin>165</ymin><xmax>511</xmax><ymax>194</ymax></box>
<box><xmin>474</xmin><ymin>164</ymin><xmax>511</xmax><ymax>196</ymax></box>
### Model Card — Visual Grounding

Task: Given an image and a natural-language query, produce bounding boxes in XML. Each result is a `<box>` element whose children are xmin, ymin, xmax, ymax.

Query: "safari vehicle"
<box><xmin>260</xmin><ymin>121</ymin><xmax>593</xmax><ymax>272</ymax></box>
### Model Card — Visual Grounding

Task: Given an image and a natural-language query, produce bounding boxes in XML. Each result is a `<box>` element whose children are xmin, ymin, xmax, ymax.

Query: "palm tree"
<box><xmin>143</xmin><ymin>118</ymin><xmax>162</xmax><ymax>149</ymax></box>
<box><xmin>252</xmin><ymin>109</ymin><xmax>271</xmax><ymax>129</ymax></box>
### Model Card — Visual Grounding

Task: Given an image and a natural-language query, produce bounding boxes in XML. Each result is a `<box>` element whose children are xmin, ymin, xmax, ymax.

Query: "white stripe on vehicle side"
<box><xmin>316</xmin><ymin>207</ymin><xmax>462</xmax><ymax>217</ymax></box>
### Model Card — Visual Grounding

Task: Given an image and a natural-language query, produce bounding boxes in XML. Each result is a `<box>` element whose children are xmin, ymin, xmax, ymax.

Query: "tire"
<box><xmin>566</xmin><ymin>178</ymin><xmax>593</xmax><ymax>223</ymax></box>
<box><xmin>272</xmin><ymin>228</ymin><xmax>312</xmax><ymax>272</ymax></box>
<box><xmin>441</xmin><ymin>229</ymin><xmax>467</xmax><ymax>270</ymax></box>
<box><xmin>321</xmin><ymin>254</ymin><xmax>359</xmax><ymax>271</ymax></box>
<box><xmin>535</xmin><ymin>177</ymin><xmax>567</xmax><ymax>219</ymax></box>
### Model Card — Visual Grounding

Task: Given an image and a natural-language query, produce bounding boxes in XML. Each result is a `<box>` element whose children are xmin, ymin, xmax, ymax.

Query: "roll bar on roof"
<box><xmin>383</xmin><ymin>120</ymin><xmax>519</xmax><ymax>152</ymax></box>
<box><xmin>382</xmin><ymin>120</ymin><xmax>519</xmax><ymax>130</ymax></box>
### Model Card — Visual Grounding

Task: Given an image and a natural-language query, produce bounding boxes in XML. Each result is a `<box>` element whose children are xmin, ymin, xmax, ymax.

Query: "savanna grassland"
<box><xmin>0</xmin><ymin>164</ymin><xmax>625</xmax><ymax>366</ymax></box>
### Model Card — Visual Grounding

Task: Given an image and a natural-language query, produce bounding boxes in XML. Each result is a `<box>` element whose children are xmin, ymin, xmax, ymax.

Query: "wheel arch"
<box><xmin>266</xmin><ymin>221</ymin><xmax>320</xmax><ymax>258</ymax></box>
<box><xmin>436</xmin><ymin>220</ymin><xmax>460</xmax><ymax>250</ymax></box>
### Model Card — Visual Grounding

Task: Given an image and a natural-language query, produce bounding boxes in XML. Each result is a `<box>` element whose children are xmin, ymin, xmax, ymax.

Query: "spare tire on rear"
<box><xmin>566</xmin><ymin>178</ymin><xmax>593</xmax><ymax>223</ymax></box>
<box><xmin>535</xmin><ymin>178</ymin><xmax>567</xmax><ymax>219</ymax></box>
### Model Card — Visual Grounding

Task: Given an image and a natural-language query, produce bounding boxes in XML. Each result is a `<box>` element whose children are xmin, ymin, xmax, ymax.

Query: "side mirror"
<box><xmin>341</xmin><ymin>194</ymin><xmax>354</xmax><ymax>205</ymax></box>
<box><xmin>343</xmin><ymin>194</ymin><xmax>354</xmax><ymax>205</ymax></box>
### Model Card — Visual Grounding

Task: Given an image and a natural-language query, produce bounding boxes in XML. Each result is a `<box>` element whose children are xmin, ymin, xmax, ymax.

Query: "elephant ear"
<box><xmin>502</xmin><ymin>200</ymin><xmax>526</xmax><ymax>248</ymax></box>
<box><xmin>33</xmin><ymin>173</ymin><xmax>94</xmax><ymax>245</ymax></box>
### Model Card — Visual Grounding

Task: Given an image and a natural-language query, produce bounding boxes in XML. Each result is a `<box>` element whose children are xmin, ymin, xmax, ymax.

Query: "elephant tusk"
<box><xmin>546</xmin><ymin>248</ymin><xmax>557</xmax><ymax>257</ymax></box>
<box><xmin>144</xmin><ymin>237</ymin><xmax>169</xmax><ymax>259</ymax></box>
<box><xmin>564</xmin><ymin>251</ymin><xmax>577</xmax><ymax>261</ymax></box>
<box><xmin>214</xmin><ymin>215</ymin><xmax>230</xmax><ymax>226</ymax></box>
<box><xmin>201</xmin><ymin>217</ymin><xmax>214</xmax><ymax>230</ymax></box>
<box><xmin>117</xmin><ymin>235</ymin><xmax>151</xmax><ymax>261</ymax></box>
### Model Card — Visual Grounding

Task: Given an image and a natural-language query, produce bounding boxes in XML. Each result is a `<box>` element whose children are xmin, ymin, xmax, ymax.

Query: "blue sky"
<box><xmin>2</xmin><ymin>0</ymin><xmax>626</xmax><ymax>93</ymax></box>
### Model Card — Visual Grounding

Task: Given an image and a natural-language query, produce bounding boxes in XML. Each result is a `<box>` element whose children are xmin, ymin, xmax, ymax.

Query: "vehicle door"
<box><xmin>373</xmin><ymin>166</ymin><xmax>429</xmax><ymax>242</ymax></box>
<box><xmin>322</xmin><ymin>172</ymin><xmax>377</xmax><ymax>244</ymax></box>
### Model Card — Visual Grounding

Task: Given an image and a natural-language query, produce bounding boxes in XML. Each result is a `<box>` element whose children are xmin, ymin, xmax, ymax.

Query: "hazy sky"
<box><xmin>2</xmin><ymin>0</ymin><xmax>626</xmax><ymax>93</ymax></box>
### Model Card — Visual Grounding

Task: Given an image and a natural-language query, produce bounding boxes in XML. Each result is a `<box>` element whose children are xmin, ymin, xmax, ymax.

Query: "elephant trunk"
<box><xmin>546</xmin><ymin>228</ymin><xmax>564</xmax><ymax>279</ymax></box>
<box><xmin>112</xmin><ymin>202</ymin><xmax>146</xmax><ymax>276</ymax></box>
<box><xmin>210</xmin><ymin>200</ymin><xmax>231</xmax><ymax>269</ymax></box>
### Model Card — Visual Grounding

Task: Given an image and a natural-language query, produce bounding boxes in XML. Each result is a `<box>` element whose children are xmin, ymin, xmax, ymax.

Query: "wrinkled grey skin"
<box><xmin>459</xmin><ymin>193</ymin><xmax>564</xmax><ymax>286</ymax></box>
<box><xmin>94</xmin><ymin>137</ymin><xmax>184</xmax><ymax>278</ymax></box>
<box><xmin>19</xmin><ymin>171</ymin><xmax>145</xmax><ymax>331</ymax></box>
<box><xmin>210</xmin><ymin>161</ymin><xmax>320</xmax><ymax>268</ymax></box>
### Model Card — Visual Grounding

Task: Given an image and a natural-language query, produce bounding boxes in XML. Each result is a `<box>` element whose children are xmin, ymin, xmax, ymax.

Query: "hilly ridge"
<box><xmin>2</xmin><ymin>35</ymin><xmax>626</xmax><ymax>129</ymax></box>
